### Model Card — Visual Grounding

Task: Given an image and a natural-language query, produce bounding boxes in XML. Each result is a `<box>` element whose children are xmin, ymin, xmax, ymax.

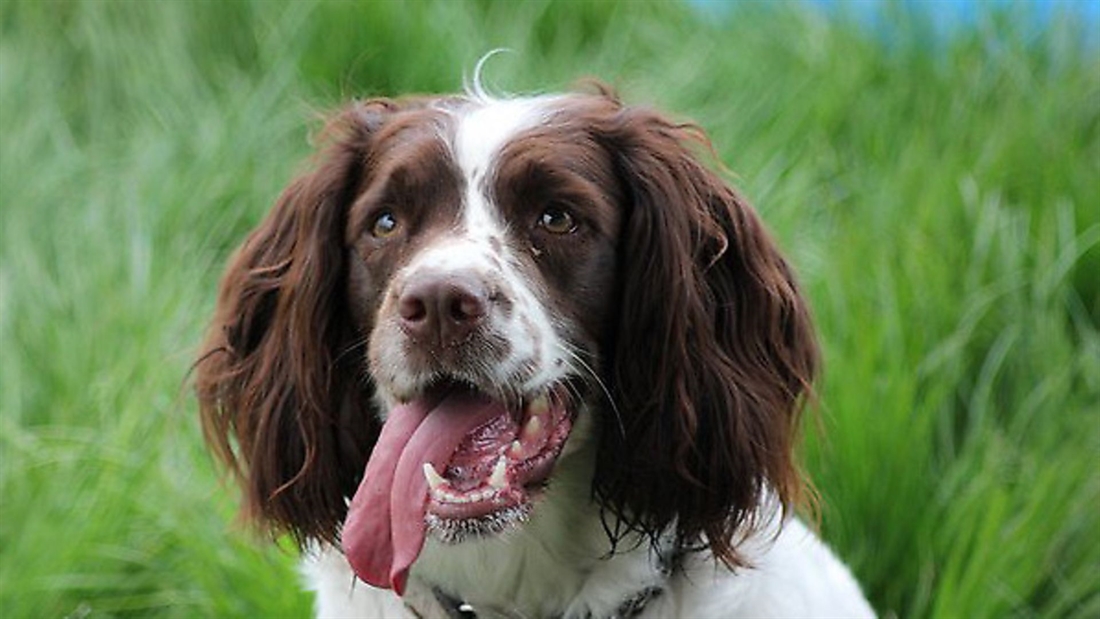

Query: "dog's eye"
<box><xmin>371</xmin><ymin>211</ymin><xmax>400</xmax><ymax>238</ymax></box>
<box><xmin>537</xmin><ymin>206</ymin><xmax>577</xmax><ymax>235</ymax></box>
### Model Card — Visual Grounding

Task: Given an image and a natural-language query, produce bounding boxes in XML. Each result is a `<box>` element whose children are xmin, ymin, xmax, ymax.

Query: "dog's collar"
<box><xmin>422</xmin><ymin>584</ymin><xmax>664</xmax><ymax>619</ymax></box>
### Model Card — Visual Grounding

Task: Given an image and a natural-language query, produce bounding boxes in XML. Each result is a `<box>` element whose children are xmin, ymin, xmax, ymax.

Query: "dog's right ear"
<box><xmin>194</xmin><ymin>101</ymin><xmax>397</xmax><ymax>547</ymax></box>
<box><xmin>592</xmin><ymin>100</ymin><xmax>818</xmax><ymax>569</ymax></box>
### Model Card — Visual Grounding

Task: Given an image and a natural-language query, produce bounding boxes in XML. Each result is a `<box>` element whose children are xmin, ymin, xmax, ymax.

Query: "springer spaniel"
<box><xmin>196</xmin><ymin>84</ymin><xmax>874</xmax><ymax>618</ymax></box>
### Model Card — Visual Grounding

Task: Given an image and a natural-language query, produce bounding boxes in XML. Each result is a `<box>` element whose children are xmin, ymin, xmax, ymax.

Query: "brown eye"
<box><xmin>371</xmin><ymin>211</ymin><xmax>399</xmax><ymax>238</ymax></box>
<box><xmin>537</xmin><ymin>206</ymin><xmax>577</xmax><ymax>235</ymax></box>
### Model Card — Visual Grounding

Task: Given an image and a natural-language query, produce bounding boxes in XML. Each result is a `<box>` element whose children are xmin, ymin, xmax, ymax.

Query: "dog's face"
<box><xmin>196</xmin><ymin>88</ymin><xmax>818</xmax><ymax>595</ymax></box>
<box><xmin>340</xmin><ymin>97</ymin><xmax>623</xmax><ymax>590</ymax></box>
<box><xmin>352</xmin><ymin>97</ymin><xmax>621</xmax><ymax>404</ymax></box>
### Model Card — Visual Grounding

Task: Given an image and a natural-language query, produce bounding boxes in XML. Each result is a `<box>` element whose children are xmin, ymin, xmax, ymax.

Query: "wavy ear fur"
<box><xmin>595</xmin><ymin>102</ymin><xmax>818</xmax><ymax>568</ymax></box>
<box><xmin>195</xmin><ymin>103</ymin><xmax>396</xmax><ymax>546</ymax></box>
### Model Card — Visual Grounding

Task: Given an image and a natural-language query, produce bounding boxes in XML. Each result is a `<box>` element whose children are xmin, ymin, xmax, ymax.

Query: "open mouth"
<box><xmin>424</xmin><ymin>383</ymin><xmax>573</xmax><ymax>533</ymax></box>
<box><xmin>341</xmin><ymin>379</ymin><xmax>575</xmax><ymax>594</ymax></box>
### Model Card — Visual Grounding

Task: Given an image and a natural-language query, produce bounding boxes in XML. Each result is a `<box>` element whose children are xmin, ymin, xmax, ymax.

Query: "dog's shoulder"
<box><xmin>657</xmin><ymin>520</ymin><xmax>875</xmax><ymax>618</ymax></box>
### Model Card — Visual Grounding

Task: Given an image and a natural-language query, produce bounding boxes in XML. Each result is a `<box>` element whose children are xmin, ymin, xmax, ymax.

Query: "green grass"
<box><xmin>1</xmin><ymin>1</ymin><xmax>1097</xmax><ymax>617</ymax></box>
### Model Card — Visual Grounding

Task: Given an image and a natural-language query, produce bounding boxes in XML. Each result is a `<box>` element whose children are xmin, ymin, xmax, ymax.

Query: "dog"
<box><xmin>195</xmin><ymin>82</ymin><xmax>874</xmax><ymax>618</ymax></box>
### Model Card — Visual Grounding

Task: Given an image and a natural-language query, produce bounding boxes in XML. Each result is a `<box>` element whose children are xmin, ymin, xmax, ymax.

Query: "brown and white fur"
<box><xmin>195</xmin><ymin>83</ymin><xmax>874</xmax><ymax>618</ymax></box>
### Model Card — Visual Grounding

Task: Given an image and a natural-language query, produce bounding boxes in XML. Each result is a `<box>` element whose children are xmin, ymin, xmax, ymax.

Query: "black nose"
<box><xmin>398</xmin><ymin>271</ymin><xmax>489</xmax><ymax>346</ymax></box>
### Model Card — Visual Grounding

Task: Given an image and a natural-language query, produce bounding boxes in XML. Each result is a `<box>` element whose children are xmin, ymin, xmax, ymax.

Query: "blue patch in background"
<box><xmin>690</xmin><ymin>0</ymin><xmax>1100</xmax><ymax>44</ymax></box>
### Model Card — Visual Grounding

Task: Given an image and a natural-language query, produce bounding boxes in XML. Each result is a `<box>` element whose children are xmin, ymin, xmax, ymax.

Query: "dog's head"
<box><xmin>195</xmin><ymin>87</ymin><xmax>817</xmax><ymax>594</ymax></box>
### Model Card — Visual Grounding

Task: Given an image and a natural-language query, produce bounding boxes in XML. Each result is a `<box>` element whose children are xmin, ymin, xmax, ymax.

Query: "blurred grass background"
<box><xmin>1</xmin><ymin>0</ymin><xmax>1097</xmax><ymax>617</ymax></box>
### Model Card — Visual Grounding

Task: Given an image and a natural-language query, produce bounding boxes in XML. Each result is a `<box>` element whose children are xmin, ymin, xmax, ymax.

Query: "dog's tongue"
<box><xmin>342</xmin><ymin>391</ymin><xmax>504</xmax><ymax>595</ymax></box>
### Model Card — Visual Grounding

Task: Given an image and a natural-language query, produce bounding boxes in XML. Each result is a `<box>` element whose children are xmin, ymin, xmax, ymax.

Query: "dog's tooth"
<box><xmin>527</xmin><ymin>394</ymin><xmax>550</xmax><ymax>417</ymax></box>
<box><xmin>509</xmin><ymin>440</ymin><xmax>523</xmax><ymax>457</ymax></box>
<box><xmin>522</xmin><ymin>414</ymin><xmax>542</xmax><ymax>439</ymax></box>
<box><xmin>489</xmin><ymin>456</ymin><xmax>508</xmax><ymax>489</ymax></box>
<box><xmin>423</xmin><ymin>462</ymin><xmax>446</xmax><ymax>491</ymax></box>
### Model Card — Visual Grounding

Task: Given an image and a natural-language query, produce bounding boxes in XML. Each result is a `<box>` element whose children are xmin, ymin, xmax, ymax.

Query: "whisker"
<box><xmin>333</xmin><ymin>337</ymin><xmax>369</xmax><ymax>367</ymax></box>
<box><xmin>555</xmin><ymin>342</ymin><xmax>625</xmax><ymax>439</ymax></box>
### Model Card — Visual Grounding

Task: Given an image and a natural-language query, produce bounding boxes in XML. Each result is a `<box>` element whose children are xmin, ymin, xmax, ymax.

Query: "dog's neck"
<box><xmin>406</xmin><ymin>511</ymin><xmax>667</xmax><ymax>619</ymax></box>
<box><xmin>403</xmin><ymin>417</ymin><xmax>671</xmax><ymax>619</ymax></box>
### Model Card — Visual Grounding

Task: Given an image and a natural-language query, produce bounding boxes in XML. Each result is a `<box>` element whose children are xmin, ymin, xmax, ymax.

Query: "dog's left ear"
<box><xmin>595</xmin><ymin>102</ymin><xmax>818</xmax><ymax>567</ymax></box>
<box><xmin>194</xmin><ymin>102</ymin><xmax>398</xmax><ymax>546</ymax></box>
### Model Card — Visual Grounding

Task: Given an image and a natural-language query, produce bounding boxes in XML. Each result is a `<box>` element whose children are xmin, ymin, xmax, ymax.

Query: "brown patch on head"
<box><xmin>489</xmin><ymin>99</ymin><xmax>625</xmax><ymax>348</ymax></box>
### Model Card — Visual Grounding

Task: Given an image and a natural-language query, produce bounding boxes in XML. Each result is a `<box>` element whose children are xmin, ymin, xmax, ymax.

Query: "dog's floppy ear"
<box><xmin>595</xmin><ymin>101</ymin><xmax>818</xmax><ymax>567</ymax></box>
<box><xmin>195</xmin><ymin>102</ymin><xmax>398</xmax><ymax>546</ymax></box>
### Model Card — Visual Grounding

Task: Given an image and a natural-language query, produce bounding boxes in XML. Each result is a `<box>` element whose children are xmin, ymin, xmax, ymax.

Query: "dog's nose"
<box><xmin>398</xmin><ymin>272</ymin><xmax>489</xmax><ymax>345</ymax></box>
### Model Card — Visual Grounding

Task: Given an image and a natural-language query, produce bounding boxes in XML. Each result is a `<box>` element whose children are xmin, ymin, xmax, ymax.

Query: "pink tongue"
<box><xmin>342</xmin><ymin>391</ymin><xmax>505</xmax><ymax>595</ymax></box>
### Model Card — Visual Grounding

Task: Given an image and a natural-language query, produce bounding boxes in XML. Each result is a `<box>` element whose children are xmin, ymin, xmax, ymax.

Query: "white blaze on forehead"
<box><xmin>402</xmin><ymin>97</ymin><xmax>554</xmax><ymax>273</ymax></box>
<box><xmin>453</xmin><ymin>96</ymin><xmax>566</xmax><ymax>237</ymax></box>
<box><xmin>453</xmin><ymin>96</ymin><xmax>558</xmax><ymax>187</ymax></box>
<box><xmin>401</xmin><ymin>96</ymin><xmax>558</xmax><ymax>268</ymax></box>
